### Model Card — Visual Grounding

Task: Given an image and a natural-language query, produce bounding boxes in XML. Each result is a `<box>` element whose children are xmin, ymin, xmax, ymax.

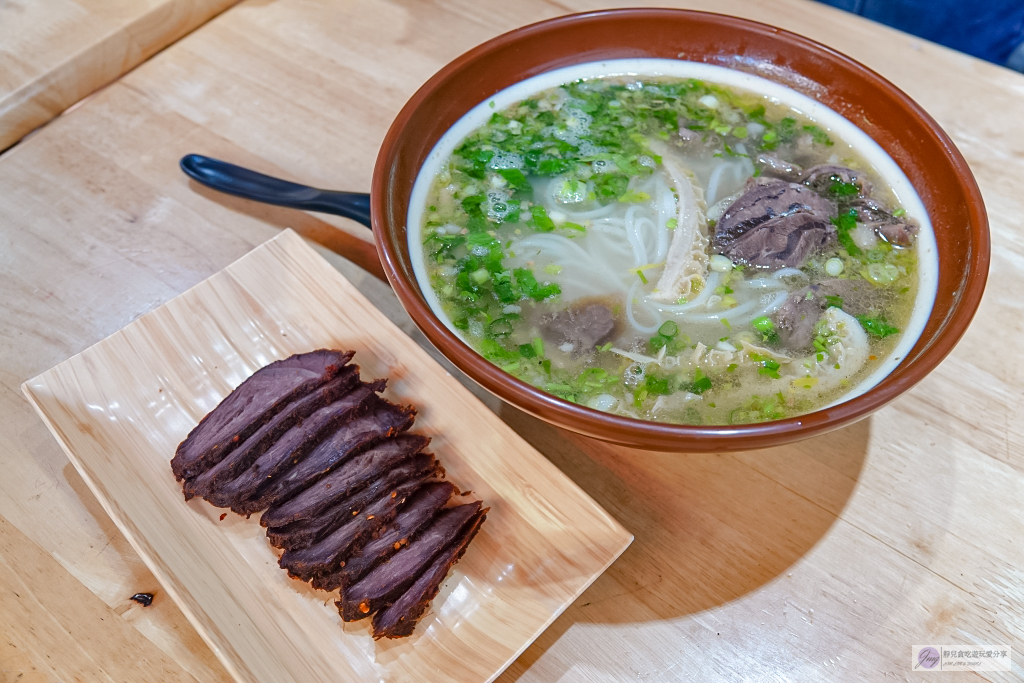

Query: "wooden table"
<box><xmin>2</xmin><ymin>0</ymin><xmax>1022</xmax><ymax>680</ymax></box>
<box><xmin>0</xmin><ymin>0</ymin><xmax>237</xmax><ymax>151</ymax></box>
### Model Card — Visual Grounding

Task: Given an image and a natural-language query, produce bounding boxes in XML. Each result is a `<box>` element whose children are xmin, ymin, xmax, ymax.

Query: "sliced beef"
<box><xmin>754</xmin><ymin>153</ymin><xmax>803</xmax><ymax>183</ymax></box>
<box><xmin>371</xmin><ymin>508</ymin><xmax>487</xmax><ymax>639</ymax></box>
<box><xmin>266</xmin><ymin>452</ymin><xmax>439</xmax><ymax>551</ymax></box>
<box><xmin>849</xmin><ymin>197</ymin><xmax>917</xmax><ymax>247</ymax></box>
<box><xmin>280</xmin><ymin>476</ymin><xmax>429</xmax><ymax>583</ymax></box>
<box><xmin>714</xmin><ymin>180</ymin><xmax>834</xmax><ymax>249</ymax></box>
<box><xmin>801</xmin><ymin>164</ymin><xmax>873</xmax><ymax>196</ymax></box>
<box><xmin>771</xmin><ymin>279</ymin><xmax>881</xmax><ymax>350</ymax></box>
<box><xmin>171</xmin><ymin>350</ymin><xmax>352</xmax><ymax>481</ymax></box>
<box><xmin>206</xmin><ymin>382</ymin><xmax>384</xmax><ymax>511</ymax></box>
<box><xmin>261</xmin><ymin>434</ymin><xmax>430</xmax><ymax>528</ymax></box>
<box><xmin>725</xmin><ymin>212</ymin><xmax>836</xmax><ymax>269</ymax></box>
<box><xmin>772</xmin><ymin>292</ymin><xmax>824</xmax><ymax>352</ymax></box>
<box><xmin>339</xmin><ymin>502</ymin><xmax>482</xmax><ymax>622</ymax></box>
<box><xmin>183</xmin><ymin>368</ymin><xmax>360</xmax><ymax>500</ymax></box>
<box><xmin>540</xmin><ymin>302</ymin><xmax>617</xmax><ymax>352</ymax></box>
<box><xmin>316</xmin><ymin>482</ymin><xmax>455</xmax><ymax>592</ymax></box>
<box><xmin>234</xmin><ymin>397</ymin><xmax>416</xmax><ymax>515</ymax></box>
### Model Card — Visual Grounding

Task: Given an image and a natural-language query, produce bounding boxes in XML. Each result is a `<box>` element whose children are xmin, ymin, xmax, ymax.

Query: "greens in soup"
<box><xmin>419</xmin><ymin>76</ymin><xmax>919</xmax><ymax>425</ymax></box>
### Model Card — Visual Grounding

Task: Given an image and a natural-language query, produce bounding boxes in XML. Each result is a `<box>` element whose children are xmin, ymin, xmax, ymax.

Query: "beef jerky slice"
<box><xmin>261</xmin><ymin>434</ymin><xmax>430</xmax><ymax>528</ymax></box>
<box><xmin>371</xmin><ymin>508</ymin><xmax>487</xmax><ymax>639</ymax></box>
<box><xmin>316</xmin><ymin>481</ymin><xmax>454</xmax><ymax>592</ymax></box>
<box><xmin>171</xmin><ymin>350</ymin><xmax>352</xmax><ymax>481</ymax></box>
<box><xmin>266</xmin><ymin>453</ymin><xmax>439</xmax><ymax>551</ymax></box>
<box><xmin>183</xmin><ymin>368</ymin><xmax>359</xmax><ymax>500</ymax></box>
<box><xmin>339</xmin><ymin>501</ymin><xmax>482</xmax><ymax>621</ymax></box>
<box><xmin>206</xmin><ymin>382</ymin><xmax>383</xmax><ymax>510</ymax></box>
<box><xmin>234</xmin><ymin>397</ymin><xmax>415</xmax><ymax>515</ymax></box>
<box><xmin>280</xmin><ymin>476</ymin><xmax>428</xmax><ymax>582</ymax></box>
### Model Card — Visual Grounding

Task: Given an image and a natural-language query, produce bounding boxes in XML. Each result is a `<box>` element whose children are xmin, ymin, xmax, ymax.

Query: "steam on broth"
<box><xmin>416</xmin><ymin>74</ymin><xmax>920</xmax><ymax>425</ymax></box>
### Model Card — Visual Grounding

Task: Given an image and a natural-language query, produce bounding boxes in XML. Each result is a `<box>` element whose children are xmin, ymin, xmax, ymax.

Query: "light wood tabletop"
<box><xmin>0</xmin><ymin>0</ymin><xmax>237</xmax><ymax>152</ymax></box>
<box><xmin>1</xmin><ymin>0</ymin><xmax>1022</xmax><ymax>681</ymax></box>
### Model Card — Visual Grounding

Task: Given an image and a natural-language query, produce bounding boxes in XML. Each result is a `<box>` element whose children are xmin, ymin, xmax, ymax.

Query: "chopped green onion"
<box><xmin>856</xmin><ymin>315</ymin><xmax>899</xmax><ymax>338</ymax></box>
<box><xmin>824</xmin><ymin>295</ymin><xmax>844</xmax><ymax>309</ymax></box>
<box><xmin>658</xmin><ymin>320</ymin><xmax>679</xmax><ymax>338</ymax></box>
<box><xmin>637</xmin><ymin>270</ymin><xmax>648</xmax><ymax>285</ymax></box>
<box><xmin>618</xmin><ymin>189</ymin><xmax>651</xmax><ymax>203</ymax></box>
<box><xmin>792</xmin><ymin>377</ymin><xmax>818</xmax><ymax>390</ymax></box>
<box><xmin>752</xmin><ymin>316</ymin><xmax>775</xmax><ymax>333</ymax></box>
<box><xmin>528</xmin><ymin>205</ymin><xmax>555</xmax><ymax>232</ymax></box>
<box><xmin>691</xmin><ymin>368</ymin><xmax>712</xmax><ymax>394</ymax></box>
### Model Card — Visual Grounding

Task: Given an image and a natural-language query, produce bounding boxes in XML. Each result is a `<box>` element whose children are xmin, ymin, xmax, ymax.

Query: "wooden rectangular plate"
<box><xmin>22</xmin><ymin>230</ymin><xmax>632</xmax><ymax>683</ymax></box>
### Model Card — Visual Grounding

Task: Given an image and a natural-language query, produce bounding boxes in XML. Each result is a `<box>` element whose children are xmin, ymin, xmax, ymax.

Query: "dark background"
<box><xmin>817</xmin><ymin>0</ymin><xmax>1024</xmax><ymax>72</ymax></box>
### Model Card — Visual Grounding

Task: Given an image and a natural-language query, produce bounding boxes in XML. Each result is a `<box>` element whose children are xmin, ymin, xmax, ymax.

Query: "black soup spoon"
<box><xmin>179</xmin><ymin>154</ymin><xmax>373</xmax><ymax>229</ymax></box>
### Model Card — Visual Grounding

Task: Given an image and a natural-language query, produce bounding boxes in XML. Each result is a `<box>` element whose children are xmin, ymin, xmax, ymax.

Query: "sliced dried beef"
<box><xmin>315</xmin><ymin>481</ymin><xmax>454</xmax><ymax>592</ymax></box>
<box><xmin>261</xmin><ymin>434</ymin><xmax>430</xmax><ymax>528</ymax></box>
<box><xmin>339</xmin><ymin>501</ymin><xmax>482</xmax><ymax>622</ymax></box>
<box><xmin>280</xmin><ymin>476</ymin><xmax>430</xmax><ymax>583</ymax></box>
<box><xmin>371</xmin><ymin>508</ymin><xmax>487</xmax><ymax>638</ymax></box>
<box><xmin>183</xmin><ymin>368</ymin><xmax>360</xmax><ymax>500</ymax></box>
<box><xmin>235</xmin><ymin>397</ymin><xmax>415</xmax><ymax>516</ymax></box>
<box><xmin>206</xmin><ymin>382</ymin><xmax>384</xmax><ymax>510</ymax></box>
<box><xmin>171</xmin><ymin>350</ymin><xmax>352</xmax><ymax>481</ymax></box>
<box><xmin>266</xmin><ymin>452</ymin><xmax>439</xmax><ymax>551</ymax></box>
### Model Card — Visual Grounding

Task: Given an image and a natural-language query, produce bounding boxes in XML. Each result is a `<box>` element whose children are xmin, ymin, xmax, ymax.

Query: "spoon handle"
<box><xmin>180</xmin><ymin>154</ymin><xmax>372</xmax><ymax>229</ymax></box>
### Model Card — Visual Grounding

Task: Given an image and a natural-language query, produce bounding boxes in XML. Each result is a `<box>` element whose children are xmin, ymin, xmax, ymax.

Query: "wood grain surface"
<box><xmin>23</xmin><ymin>230</ymin><xmax>631</xmax><ymax>683</ymax></box>
<box><xmin>0</xmin><ymin>0</ymin><xmax>238</xmax><ymax>151</ymax></box>
<box><xmin>1</xmin><ymin>0</ymin><xmax>1023</xmax><ymax>681</ymax></box>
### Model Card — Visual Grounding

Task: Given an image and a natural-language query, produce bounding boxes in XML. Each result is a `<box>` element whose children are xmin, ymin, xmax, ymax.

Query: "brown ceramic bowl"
<box><xmin>370</xmin><ymin>8</ymin><xmax>989</xmax><ymax>452</ymax></box>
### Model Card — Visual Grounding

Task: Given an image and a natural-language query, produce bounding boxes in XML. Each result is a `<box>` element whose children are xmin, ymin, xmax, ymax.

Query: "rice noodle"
<box><xmin>626</xmin><ymin>279</ymin><xmax>662</xmax><ymax>334</ymax></box>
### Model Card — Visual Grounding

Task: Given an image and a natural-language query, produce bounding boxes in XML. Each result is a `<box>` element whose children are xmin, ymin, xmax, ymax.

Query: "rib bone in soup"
<box><xmin>409</xmin><ymin>61</ymin><xmax>936</xmax><ymax>426</ymax></box>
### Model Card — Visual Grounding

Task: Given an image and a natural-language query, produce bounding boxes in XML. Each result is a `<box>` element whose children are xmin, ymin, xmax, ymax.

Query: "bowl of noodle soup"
<box><xmin>370</xmin><ymin>9</ymin><xmax>988</xmax><ymax>451</ymax></box>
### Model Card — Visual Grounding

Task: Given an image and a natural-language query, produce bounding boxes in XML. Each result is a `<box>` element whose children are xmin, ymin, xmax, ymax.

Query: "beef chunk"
<box><xmin>232</xmin><ymin>397</ymin><xmax>415</xmax><ymax>516</ymax></box>
<box><xmin>771</xmin><ymin>279</ymin><xmax>881</xmax><ymax>350</ymax></box>
<box><xmin>849</xmin><ymin>197</ymin><xmax>917</xmax><ymax>247</ymax></box>
<box><xmin>724</xmin><ymin>212</ymin><xmax>836</xmax><ymax>269</ymax></box>
<box><xmin>371</xmin><ymin>508</ymin><xmax>487</xmax><ymax>639</ymax></box>
<box><xmin>772</xmin><ymin>291</ymin><xmax>824</xmax><ymax>352</ymax></box>
<box><xmin>171</xmin><ymin>350</ymin><xmax>352</xmax><ymax>481</ymax></box>
<box><xmin>205</xmin><ymin>382</ymin><xmax>383</xmax><ymax>510</ymax></box>
<box><xmin>266</xmin><ymin>453</ymin><xmax>439</xmax><ymax>551</ymax></box>
<box><xmin>261</xmin><ymin>434</ymin><xmax>430</xmax><ymax>528</ymax></box>
<box><xmin>754</xmin><ymin>153</ymin><xmax>804</xmax><ymax>183</ymax></box>
<box><xmin>339</xmin><ymin>502</ymin><xmax>482</xmax><ymax>622</ymax></box>
<box><xmin>315</xmin><ymin>482</ymin><xmax>454</xmax><ymax>592</ymax></box>
<box><xmin>540</xmin><ymin>302</ymin><xmax>617</xmax><ymax>352</ymax></box>
<box><xmin>801</xmin><ymin>164</ymin><xmax>873</xmax><ymax>196</ymax></box>
<box><xmin>877</xmin><ymin>222</ymin><xmax>916</xmax><ymax>247</ymax></box>
<box><xmin>183</xmin><ymin>368</ymin><xmax>360</xmax><ymax>500</ymax></box>
<box><xmin>279</xmin><ymin>476</ymin><xmax>430</xmax><ymax>583</ymax></box>
<box><xmin>714</xmin><ymin>180</ymin><xmax>835</xmax><ymax>249</ymax></box>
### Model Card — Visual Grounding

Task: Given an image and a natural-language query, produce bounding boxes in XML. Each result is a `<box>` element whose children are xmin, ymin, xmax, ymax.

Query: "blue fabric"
<box><xmin>817</xmin><ymin>0</ymin><xmax>1024</xmax><ymax>70</ymax></box>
